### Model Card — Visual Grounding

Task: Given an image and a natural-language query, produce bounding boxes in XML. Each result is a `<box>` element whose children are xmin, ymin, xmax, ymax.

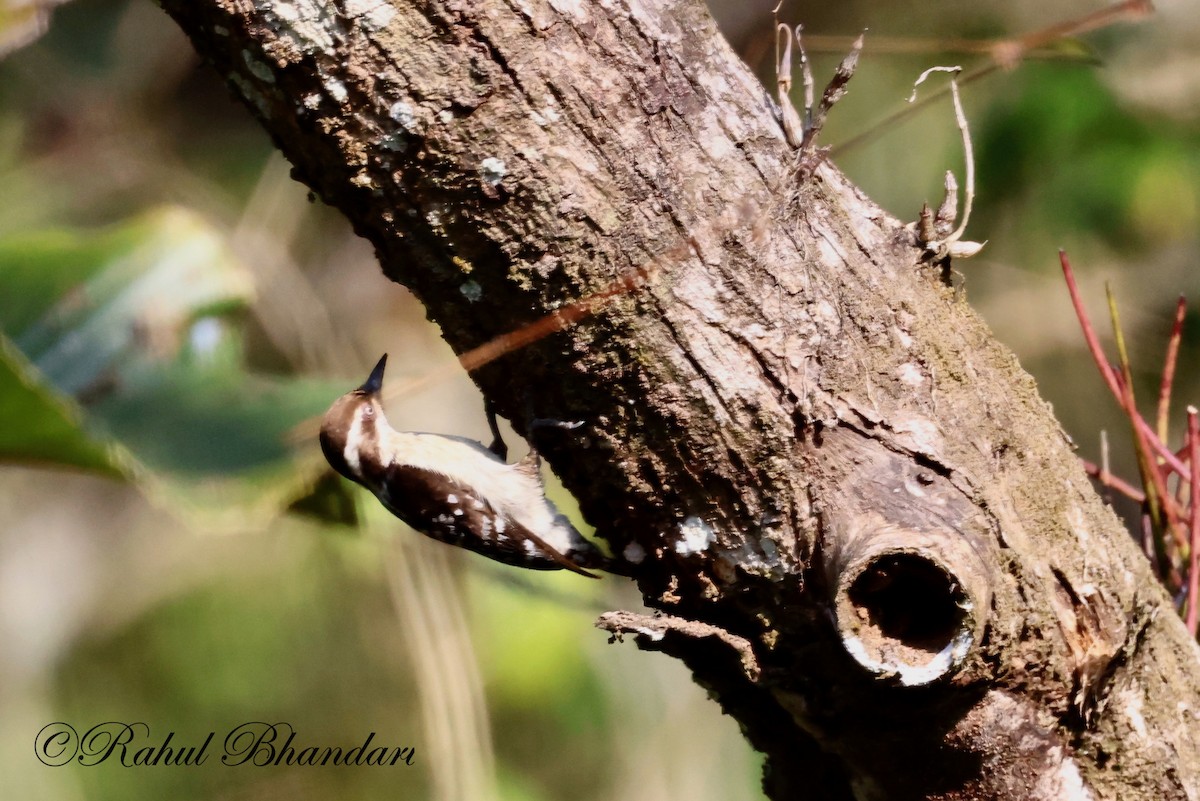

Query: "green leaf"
<box><xmin>0</xmin><ymin>332</ymin><xmax>128</xmax><ymax>476</ymax></box>
<box><xmin>0</xmin><ymin>206</ymin><xmax>254</xmax><ymax>395</ymax></box>
<box><xmin>89</xmin><ymin>356</ymin><xmax>344</xmax><ymax>524</ymax></box>
<box><xmin>0</xmin><ymin>206</ymin><xmax>344</xmax><ymax>525</ymax></box>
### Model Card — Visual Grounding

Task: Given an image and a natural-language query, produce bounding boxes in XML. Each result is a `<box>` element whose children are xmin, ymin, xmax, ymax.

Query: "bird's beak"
<box><xmin>358</xmin><ymin>354</ymin><xmax>387</xmax><ymax>396</ymax></box>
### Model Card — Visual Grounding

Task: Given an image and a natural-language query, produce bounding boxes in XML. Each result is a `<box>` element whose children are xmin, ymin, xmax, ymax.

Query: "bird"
<box><xmin>319</xmin><ymin>354</ymin><xmax>607</xmax><ymax>578</ymax></box>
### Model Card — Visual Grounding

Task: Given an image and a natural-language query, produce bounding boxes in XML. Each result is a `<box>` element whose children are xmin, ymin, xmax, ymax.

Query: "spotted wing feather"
<box><xmin>375</xmin><ymin>463</ymin><xmax>597</xmax><ymax>578</ymax></box>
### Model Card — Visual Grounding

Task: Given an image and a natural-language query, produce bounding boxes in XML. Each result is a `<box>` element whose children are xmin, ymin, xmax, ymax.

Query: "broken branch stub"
<box><xmin>813</xmin><ymin>428</ymin><xmax>995</xmax><ymax>687</ymax></box>
<box><xmin>826</xmin><ymin>519</ymin><xmax>993</xmax><ymax>686</ymax></box>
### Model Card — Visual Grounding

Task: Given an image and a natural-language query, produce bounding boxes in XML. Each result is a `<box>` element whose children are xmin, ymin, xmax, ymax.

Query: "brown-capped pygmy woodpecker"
<box><xmin>319</xmin><ymin>355</ymin><xmax>608</xmax><ymax>578</ymax></box>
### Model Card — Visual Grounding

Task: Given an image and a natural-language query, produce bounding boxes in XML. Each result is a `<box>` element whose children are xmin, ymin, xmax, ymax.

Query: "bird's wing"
<box><xmin>377</xmin><ymin>463</ymin><xmax>598</xmax><ymax>578</ymax></box>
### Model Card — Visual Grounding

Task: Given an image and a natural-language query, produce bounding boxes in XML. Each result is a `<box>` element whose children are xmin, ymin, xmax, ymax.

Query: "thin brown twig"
<box><xmin>1006</xmin><ymin>0</ymin><xmax>1154</xmax><ymax>55</ymax></box>
<box><xmin>286</xmin><ymin>256</ymin><xmax>664</xmax><ymax>443</ymax></box>
<box><xmin>1061</xmin><ymin>250</ymin><xmax>1193</xmax><ymax>584</ymax></box>
<box><xmin>797</xmin><ymin>34</ymin><xmax>1096</xmax><ymax>60</ymax></box>
<box><xmin>830</xmin><ymin>0</ymin><xmax>1155</xmax><ymax>159</ymax></box>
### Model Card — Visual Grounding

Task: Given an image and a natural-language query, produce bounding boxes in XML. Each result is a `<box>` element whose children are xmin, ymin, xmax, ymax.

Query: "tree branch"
<box><xmin>158</xmin><ymin>1</ymin><xmax>1200</xmax><ymax>798</ymax></box>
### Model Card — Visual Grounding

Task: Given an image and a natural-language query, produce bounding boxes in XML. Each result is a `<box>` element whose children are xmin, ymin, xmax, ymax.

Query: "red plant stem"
<box><xmin>1141</xmin><ymin>417</ymin><xmax>1188</xmax><ymax>477</ymax></box>
<box><xmin>1156</xmin><ymin>295</ymin><xmax>1188</xmax><ymax>443</ymax></box>
<box><xmin>1107</xmin><ymin>282</ymin><xmax>1188</xmax><ymax>551</ymax></box>
<box><xmin>1081</xmin><ymin>458</ymin><xmax>1146</xmax><ymax>503</ymax></box>
<box><xmin>1060</xmin><ymin>252</ymin><xmax>1188</xmax><ymax>476</ymax></box>
<box><xmin>1061</xmin><ymin>250</ymin><xmax>1123</xmax><ymax>397</ymax></box>
<box><xmin>1186</xmin><ymin>407</ymin><xmax>1199</xmax><ymax>637</ymax></box>
<box><xmin>1119</xmin><ymin>353</ymin><xmax>1188</xmax><ymax>547</ymax></box>
<box><xmin>1163</xmin><ymin>487</ymin><xmax>1190</xmax><ymax>528</ymax></box>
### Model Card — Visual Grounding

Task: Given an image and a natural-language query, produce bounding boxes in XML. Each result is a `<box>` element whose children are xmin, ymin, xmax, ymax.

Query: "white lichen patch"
<box><xmin>716</xmin><ymin>536</ymin><xmax>786</xmax><ymax>581</ymax></box>
<box><xmin>622</xmin><ymin>541</ymin><xmax>647</xmax><ymax>565</ymax></box>
<box><xmin>671</xmin><ymin>268</ymin><xmax>728</xmax><ymax>323</ymax></box>
<box><xmin>1119</xmin><ymin>684</ymin><xmax>1149</xmax><ymax>739</ymax></box>
<box><xmin>697</xmin><ymin>112</ymin><xmax>735</xmax><ymax>161</ymax></box>
<box><xmin>744</xmin><ymin>323</ymin><xmax>768</xmax><ymax>341</ymax></box>
<box><xmin>626</xmin><ymin>0</ymin><xmax>680</xmax><ymax>44</ymax></box>
<box><xmin>242</xmin><ymin>51</ymin><xmax>276</xmax><ymax>84</ymax></box>
<box><xmin>479</xmin><ymin>157</ymin><xmax>507</xmax><ymax>186</ymax></box>
<box><xmin>1035</xmin><ymin>750</ymin><xmax>1093</xmax><ymax>801</ymax></box>
<box><xmin>1065</xmin><ymin>504</ymin><xmax>1091</xmax><ymax>545</ymax></box>
<box><xmin>426</xmin><ymin>203</ymin><xmax>449</xmax><ymax>228</ymax></box>
<box><xmin>459</xmin><ymin>280</ymin><xmax>482</xmax><ymax>302</ymax></box>
<box><xmin>531</xmin><ymin>101</ymin><xmax>561</xmax><ymax>127</ymax></box>
<box><xmin>897</xmin><ymin>362</ymin><xmax>924</xmax><ymax>386</ymax></box>
<box><xmin>815</xmin><ymin>233</ymin><xmax>848</xmax><ymax>266</ymax></box>
<box><xmin>344</xmin><ymin>0</ymin><xmax>396</xmax><ymax>30</ymax></box>
<box><xmin>812</xmin><ymin>299</ymin><xmax>841</xmax><ymax>335</ymax></box>
<box><xmin>323</xmin><ymin>77</ymin><xmax>349</xmax><ymax>103</ymax></box>
<box><xmin>675</xmin><ymin>516</ymin><xmax>715</xmax><ymax>556</ymax></box>
<box><xmin>694</xmin><ymin>68</ymin><xmax>731</xmax><ymax>108</ymax></box>
<box><xmin>890</xmin><ymin>412</ymin><xmax>944</xmax><ymax>456</ymax></box>
<box><xmin>630</xmin><ymin>624</ymin><xmax>665</xmax><ymax>642</ymax></box>
<box><xmin>302</xmin><ymin>92</ymin><xmax>322</xmax><ymax>110</ymax></box>
<box><xmin>263</xmin><ymin>0</ymin><xmax>337</xmax><ymax>55</ymax></box>
<box><xmin>388</xmin><ymin>100</ymin><xmax>420</xmax><ymax>133</ymax></box>
<box><xmin>546</xmin><ymin>0</ymin><xmax>589</xmax><ymax>23</ymax></box>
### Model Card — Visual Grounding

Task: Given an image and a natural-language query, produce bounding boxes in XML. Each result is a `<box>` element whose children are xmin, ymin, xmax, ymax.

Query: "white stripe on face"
<box><xmin>343</xmin><ymin>405</ymin><xmax>368</xmax><ymax>477</ymax></box>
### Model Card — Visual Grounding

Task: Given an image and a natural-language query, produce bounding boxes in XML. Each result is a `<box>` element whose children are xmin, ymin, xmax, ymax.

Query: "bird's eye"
<box><xmin>362</xmin><ymin>406</ymin><xmax>374</xmax><ymax>419</ymax></box>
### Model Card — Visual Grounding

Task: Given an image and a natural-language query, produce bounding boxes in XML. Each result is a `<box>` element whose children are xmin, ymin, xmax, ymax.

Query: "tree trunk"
<box><xmin>157</xmin><ymin>1</ymin><xmax>1200</xmax><ymax>798</ymax></box>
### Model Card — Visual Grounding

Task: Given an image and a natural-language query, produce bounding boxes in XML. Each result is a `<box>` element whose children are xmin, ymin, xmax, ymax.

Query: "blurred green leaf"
<box><xmin>0</xmin><ymin>206</ymin><xmax>344</xmax><ymax>523</ymax></box>
<box><xmin>90</xmin><ymin>355</ymin><xmax>344</xmax><ymax>523</ymax></box>
<box><xmin>0</xmin><ymin>206</ymin><xmax>254</xmax><ymax>395</ymax></box>
<box><xmin>0</xmin><ymin>331</ymin><xmax>127</xmax><ymax>475</ymax></box>
<box><xmin>977</xmin><ymin>65</ymin><xmax>1200</xmax><ymax>256</ymax></box>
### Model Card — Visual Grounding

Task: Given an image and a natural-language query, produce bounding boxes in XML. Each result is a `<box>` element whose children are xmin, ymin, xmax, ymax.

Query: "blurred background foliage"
<box><xmin>0</xmin><ymin>1</ymin><xmax>1196</xmax><ymax>800</ymax></box>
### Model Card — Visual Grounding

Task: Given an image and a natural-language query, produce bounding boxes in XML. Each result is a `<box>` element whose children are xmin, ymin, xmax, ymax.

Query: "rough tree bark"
<box><xmin>158</xmin><ymin>1</ymin><xmax>1199</xmax><ymax>799</ymax></box>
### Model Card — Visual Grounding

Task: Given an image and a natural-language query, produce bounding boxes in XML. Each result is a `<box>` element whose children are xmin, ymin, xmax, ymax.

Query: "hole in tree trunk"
<box><xmin>847</xmin><ymin>552</ymin><xmax>965</xmax><ymax>656</ymax></box>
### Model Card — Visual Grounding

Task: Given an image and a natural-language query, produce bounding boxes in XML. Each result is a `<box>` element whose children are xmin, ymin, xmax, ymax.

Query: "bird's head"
<box><xmin>319</xmin><ymin>354</ymin><xmax>389</xmax><ymax>483</ymax></box>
